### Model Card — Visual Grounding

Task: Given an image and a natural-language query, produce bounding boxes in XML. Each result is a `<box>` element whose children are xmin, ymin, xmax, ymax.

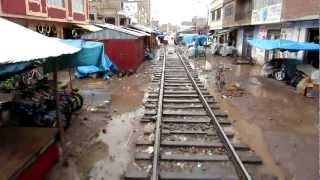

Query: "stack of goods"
<box><xmin>0</xmin><ymin>78</ymin><xmax>83</xmax><ymax>128</ymax></box>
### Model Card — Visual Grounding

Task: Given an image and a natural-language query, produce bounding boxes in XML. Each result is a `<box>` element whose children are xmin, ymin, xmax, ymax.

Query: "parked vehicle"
<box><xmin>261</xmin><ymin>58</ymin><xmax>302</xmax><ymax>81</ymax></box>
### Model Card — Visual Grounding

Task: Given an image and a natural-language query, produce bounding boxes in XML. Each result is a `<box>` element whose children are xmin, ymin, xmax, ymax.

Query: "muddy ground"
<box><xmin>192</xmin><ymin>55</ymin><xmax>318</xmax><ymax>180</ymax></box>
<box><xmin>47</xmin><ymin>61</ymin><xmax>153</xmax><ymax>180</ymax></box>
<box><xmin>48</xmin><ymin>54</ymin><xmax>318</xmax><ymax>180</ymax></box>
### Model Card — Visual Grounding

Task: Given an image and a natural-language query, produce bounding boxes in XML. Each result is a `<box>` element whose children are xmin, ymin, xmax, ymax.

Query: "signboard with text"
<box><xmin>251</xmin><ymin>3</ymin><xmax>282</xmax><ymax>25</ymax></box>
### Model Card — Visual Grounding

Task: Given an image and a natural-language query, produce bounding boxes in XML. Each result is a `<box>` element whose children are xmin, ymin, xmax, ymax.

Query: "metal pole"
<box><xmin>68</xmin><ymin>68</ymin><xmax>73</xmax><ymax>90</ymax></box>
<box><xmin>53</xmin><ymin>61</ymin><xmax>65</xmax><ymax>142</ymax></box>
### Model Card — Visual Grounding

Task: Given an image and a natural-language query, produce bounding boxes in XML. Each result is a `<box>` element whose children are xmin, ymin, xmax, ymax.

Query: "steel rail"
<box><xmin>177</xmin><ymin>52</ymin><xmax>252</xmax><ymax>180</ymax></box>
<box><xmin>151</xmin><ymin>49</ymin><xmax>166</xmax><ymax>180</ymax></box>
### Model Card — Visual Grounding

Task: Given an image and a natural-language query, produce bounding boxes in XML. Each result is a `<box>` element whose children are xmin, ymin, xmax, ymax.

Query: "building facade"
<box><xmin>89</xmin><ymin>0</ymin><xmax>130</xmax><ymax>26</ymax></box>
<box><xmin>135</xmin><ymin>0</ymin><xmax>150</xmax><ymax>25</ymax></box>
<box><xmin>0</xmin><ymin>0</ymin><xmax>89</xmax><ymax>38</ymax></box>
<box><xmin>89</xmin><ymin>0</ymin><xmax>150</xmax><ymax>26</ymax></box>
<box><xmin>211</xmin><ymin>0</ymin><xmax>319</xmax><ymax>66</ymax></box>
<box><xmin>192</xmin><ymin>16</ymin><xmax>208</xmax><ymax>34</ymax></box>
<box><xmin>209</xmin><ymin>0</ymin><xmax>223</xmax><ymax>31</ymax></box>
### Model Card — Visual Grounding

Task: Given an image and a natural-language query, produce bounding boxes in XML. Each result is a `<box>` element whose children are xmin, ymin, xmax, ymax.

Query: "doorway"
<box><xmin>305</xmin><ymin>28</ymin><xmax>319</xmax><ymax>68</ymax></box>
<box><xmin>265</xmin><ymin>29</ymin><xmax>281</xmax><ymax>61</ymax></box>
<box><xmin>242</xmin><ymin>28</ymin><xmax>254</xmax><ymax>58</ymax></box>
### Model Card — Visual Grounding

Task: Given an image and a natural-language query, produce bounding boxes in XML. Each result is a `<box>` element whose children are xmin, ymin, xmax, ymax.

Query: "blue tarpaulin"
<box><xmin>0</xmin><ymin>62</ymin><xmax>34</xmax><ymax>80</ymax></box>
<box><xmin>195</xmin><ymin>35</ymin><xmax>208</xmax><ymax>47</ymax></box>
<box><xmin>0</xmin><ymin>39</ymin><xmax>115</xmax><ymax>80</ymax></box>
<box><xmin>182</xmin><ymin>34</ymin><xmax>208</xmax><ymax>46</ymax></box>
<box><xmin>44</xmin><ymin>40</ymin><xmax>116</xmax><ymax>79</ymax></box>
<box><xmin>182</xmin><ymin>34</ymin><xmax>196</xmax><ymax>45</ymax></box>
<box><xmin>247</xmin><ymin>39</ymin><xmax>320</xmax><ymax>51</ymax></box>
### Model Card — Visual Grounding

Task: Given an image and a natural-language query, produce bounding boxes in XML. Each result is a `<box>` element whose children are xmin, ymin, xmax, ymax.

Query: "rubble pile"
<box><xmin>222</xmin><ymin>83</ymin><xmax>245</xmax><ymax>97</ymax></box>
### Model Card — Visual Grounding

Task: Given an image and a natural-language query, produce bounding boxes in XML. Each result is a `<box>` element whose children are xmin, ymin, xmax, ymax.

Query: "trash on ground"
<box><xmin>222</xmin><ymin>83</ymin><xmax>245</xmax><ymax>97</ymax></box>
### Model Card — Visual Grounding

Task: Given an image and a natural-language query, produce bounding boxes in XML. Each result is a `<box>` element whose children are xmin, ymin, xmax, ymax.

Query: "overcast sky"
<box><xmin>151</xmin><ymin>0</ymin><xmax>211</xmax><ymax>25</ymax></box>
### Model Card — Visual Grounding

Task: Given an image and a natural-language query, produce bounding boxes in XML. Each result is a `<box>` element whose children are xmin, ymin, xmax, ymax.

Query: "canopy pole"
<box><xmin>53</xmin><ymin>61</ymin><xmax>65</xmax><ymax>143</ymax></box>
<box><xmin>68</xmin><ymin>68</ymin><xmax>73</xmax><ymax>90</ymax></box>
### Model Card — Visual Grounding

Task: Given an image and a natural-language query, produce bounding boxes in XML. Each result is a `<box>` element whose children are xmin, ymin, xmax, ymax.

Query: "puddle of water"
<box><xmin>88</xmin><ymin>108</ymin><xmax>144</xmax><ymax>180</ymax></box>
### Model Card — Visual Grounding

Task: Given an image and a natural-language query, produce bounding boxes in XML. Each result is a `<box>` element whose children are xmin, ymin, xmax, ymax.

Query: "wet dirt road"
<box><xmin>48</xmin><ymin>53</ymin><xmax>318</xmax><ymax>180</ymax></box>
<box><xmin>192</xmin><ymin>55</ymin><xmax>318</xmax><ymax>180</ymax></box>
<box><xmin>47</xmin><ymin>62</ymin><xmax>153</xmax><ymax>180</ymax></box>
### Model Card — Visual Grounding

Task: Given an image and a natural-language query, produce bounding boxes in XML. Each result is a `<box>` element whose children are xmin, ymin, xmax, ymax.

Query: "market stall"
<box><xmin>82</xmin><ymin>23</ymin><xmax>147</xmax><ymax>73</ymax></box>
<box><xmin>0</xmin><ymin>17</ymin><xmax>81</xmax><ymax>179</ymax></box>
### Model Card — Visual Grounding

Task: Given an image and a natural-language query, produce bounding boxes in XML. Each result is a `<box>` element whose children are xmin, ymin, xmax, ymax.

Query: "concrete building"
<box><xmin>151</xmin><ymin>20</ymin><xmax>159</xmax><ymax>30</ymax></box>
<box><xmin>192</xmin><ymin>16</ymin><xmax>208</xmax><ymax>33</ymax></box>
<box><xmin>213</xmin><ymin>0</ymin><xmax>319</xmax><ymax>66</ymax></box>
<box><xmin>136</xmin><ymin>0</ymin><xmax>151</xmax><ymax>25</ymax></box>
<box><xmin>159</xmin><ymin>23</ymin><xmax>179</xmax><ymax>33</ymax></box>
<box><xmin>209</xmin><ymin>0</ymin><xmax>223</xmax><ymax>31</ymax></box>
<box><xmin>0</xmin><ymin>0</ymin><xmax>89</xmax><ymax>38</ymax></box>
<box><xmin>249</xmin><ymin>0</ymin><xmax>319</xmax><ymax>65</ymax></box>
<box><xmin>89</xmin><ymin>0</ymin><xmax>130</xmax><ymax>26</ymax></box>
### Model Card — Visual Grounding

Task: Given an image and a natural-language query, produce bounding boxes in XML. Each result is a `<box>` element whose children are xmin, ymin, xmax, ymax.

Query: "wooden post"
<box><xmin>53</xmin><ymin>61</ymin><xmax>65</xmax><ymax>142</ymax></box>
<box><xmin>68</xmin><ymin>68</ymin><xmax>73</xmax><ymax>90</ymax></box>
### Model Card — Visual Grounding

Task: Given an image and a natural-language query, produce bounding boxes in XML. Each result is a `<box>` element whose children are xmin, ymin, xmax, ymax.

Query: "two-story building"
<box><xmin>209</xmin><ymin>0</ymin><xmax>223</xmax><ymax>32</ymax></box>
<box><xmin>89</xmin><ymin>0</ymin><xmax>130</xmax><ymax>26</ymax></box>
<box><xmin>210</xmin><ymin>0</ymin><xmax>319</xmax><ymax>66</ymax></box>
<box><xmin>250</xmin><ymin>0</ymin><xmax>319</xmax><ymax>65</ymax></box>
<box><xmin>0</xmin><ymin>0</ymin><xmax>89</xmax><ymax>38</ymax></box>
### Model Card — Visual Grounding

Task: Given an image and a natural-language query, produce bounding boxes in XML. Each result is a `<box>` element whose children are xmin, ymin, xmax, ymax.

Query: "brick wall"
<box><xmin>282</xmin><ymin>0</ymin><xmax>320</xmax><ymax>21</ymax></box>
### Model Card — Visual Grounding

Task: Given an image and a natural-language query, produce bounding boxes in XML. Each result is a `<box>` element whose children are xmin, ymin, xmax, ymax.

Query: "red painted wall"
<box><xmin>48</xmin><ymin>7</ymin><xmax>66</xmax><ymax>19</ymax></box>
<box><xmin>0</xmin><ymin>0</ymin><xmax>87</xmax><ymax>23</ymax></box>
<box><xmin>28</xmin><ymin>1</ymin><xmax>41</xmax><ymax>13</ymax></box>
<box><xmin>73</xmin><ymin>12</ymin><xmax>85</xmax><ymax>21</ymax></box>
<box><xmin>103</xmin><ymin>39</ymin><xmax>144</xmax><ymax>72</ymax></box>
<box><xmin>67</xmin><ymin>0</ymin><xmax>72</xmax><ymax>17</ymax></box>
<box><xmin>18</xmin><ymin>144</ymin><xmax>59</xmax><ymax>180</ymax></box>
<box><xmin>1</xmin><ymin>0</ymin><xmax>26</xmax><ymax>15</ymax></box>
<box><xmin>41</xmin><ymin>0</ymin><xmax>47</xmax><ymax>13</ymax></box>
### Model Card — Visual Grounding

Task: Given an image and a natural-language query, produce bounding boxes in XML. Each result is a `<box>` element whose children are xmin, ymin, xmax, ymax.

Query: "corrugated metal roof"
<box><xmin>76</xmin><ymin>24</ymin><xmax>103</xmax><ymax>32</ymax></box>
<box><xmin>0</xmin><ymin>18</ymin><xmax>80</xmax><ymax>64</ymax></box>
<box><xmin>122</xmin><ymin>27</ymin><xmax>151</xmax><ymax>36</ymax></box>
<box><xmin>96</xmin><ymin>23</ymin><xmax>146</xmax><ymax>37</ymax></box>
<box><xmin>129</xmin><ymin>24</ymin><xmax>154</xmax><ymax>33</ymax></box>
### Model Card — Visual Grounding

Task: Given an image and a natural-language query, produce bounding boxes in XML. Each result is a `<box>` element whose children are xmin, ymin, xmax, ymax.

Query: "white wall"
<box><xmin>251</xmin><ymin>26</ymin><xmax>268</xmax><ymax>65</ymax></box>
<box><xmin>209</xmin><ymin>0</ymin><xmax>223</xmax><ymax>30</ymax></box>
<box><xmin>236</xmin><ymin>28</ymin><xmax>243</xmax><ymax>56</ymax></box>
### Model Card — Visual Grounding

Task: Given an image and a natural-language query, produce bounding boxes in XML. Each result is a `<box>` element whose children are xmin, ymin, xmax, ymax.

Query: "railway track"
<box><xmin>124</xmin><ymin>48</ymin><xmax>262</xmax><ymax>180</ymax></box>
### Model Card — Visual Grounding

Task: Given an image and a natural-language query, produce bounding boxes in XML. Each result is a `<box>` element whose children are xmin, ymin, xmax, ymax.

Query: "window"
<box><xmin>120</xmin><ymin>18</ymin><xmax>126</xmax><ymax>25</ymax></box>
<box><xmin>254</xmin><ymin>0</ymin><xmax>280</xmax><ymax>9</ymax></box>
<box><xmin>105</xmin><ymin>17</ymin><xmax>116</xmax><ymax>25</ymax></box>
<box><xmin>48</xmin><ymin>0</ymin><xmax>65</xmax><ymax>7</ymax></box>
<box><xmin>89</xmin><ymin>14</ymin><xmax>95</xmax><ymax>21</ymax></box>
<box><xmin>97</xmin><ymin>15</ymin><xmax>103</xmax><ymax>20</ymax></box>
<box><xmin>72</xmin><ymin>0</ymin><xmax>84</xmax><ymax>12</ymax></box>
<box><xmin>211</xmin><ymin>11</ymin><xmax>215</xmax><ymax>21</ymax></box>
<box><xmin>216</xmin><ymin>8</ymin><xmax>221</xmax><ymax>20</ymax></box>
<box><xmin>224</xmin><ymin>5</ymin><xmax>233</xmax><ymax>17</ymax></box>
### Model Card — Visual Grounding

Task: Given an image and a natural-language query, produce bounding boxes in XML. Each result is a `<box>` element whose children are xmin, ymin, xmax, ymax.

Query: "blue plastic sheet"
<box><xmin>182</xmin><ymin>34</ymin><xmax>208</xmax><ymax>46</ymax></box>
<box><xmin>182</xmin><ymin>34</ymin><xmax>196</xmax><ymax>45</ymax></box>
<box><xmin>247</xmin><ymin>39</ymin><xmax>320</xmax><ymax>51</ymax></box>
<box><xmin>195</xmin><ymin>35</ymin><xmax>208</xmax><ymax>47</ymax></box>
<box><xmin>0</xmin><ymin>62</ymin><xmax>33</xmax><ymax>80</ymax></box>
<box><xmin>43</xmin><ymin>40</ymin><xmax>116</xmax><ymax>79</ymax></box>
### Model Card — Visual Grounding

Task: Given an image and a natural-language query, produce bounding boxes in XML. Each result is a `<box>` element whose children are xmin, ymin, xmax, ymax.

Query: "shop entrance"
<box><xmin>242</xmin><ymin>28</ymin><xmax>254</xmax><ymax>58</ymax></box>
<box><xmin>265</xmin><ymin>29</ymin><xmax>281</xmax><ymax>61</ymax></box>
<box><xmin>305</xmin><ymin>28</ymin><xmax>319</xmax><ymax>68</ymax></box>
